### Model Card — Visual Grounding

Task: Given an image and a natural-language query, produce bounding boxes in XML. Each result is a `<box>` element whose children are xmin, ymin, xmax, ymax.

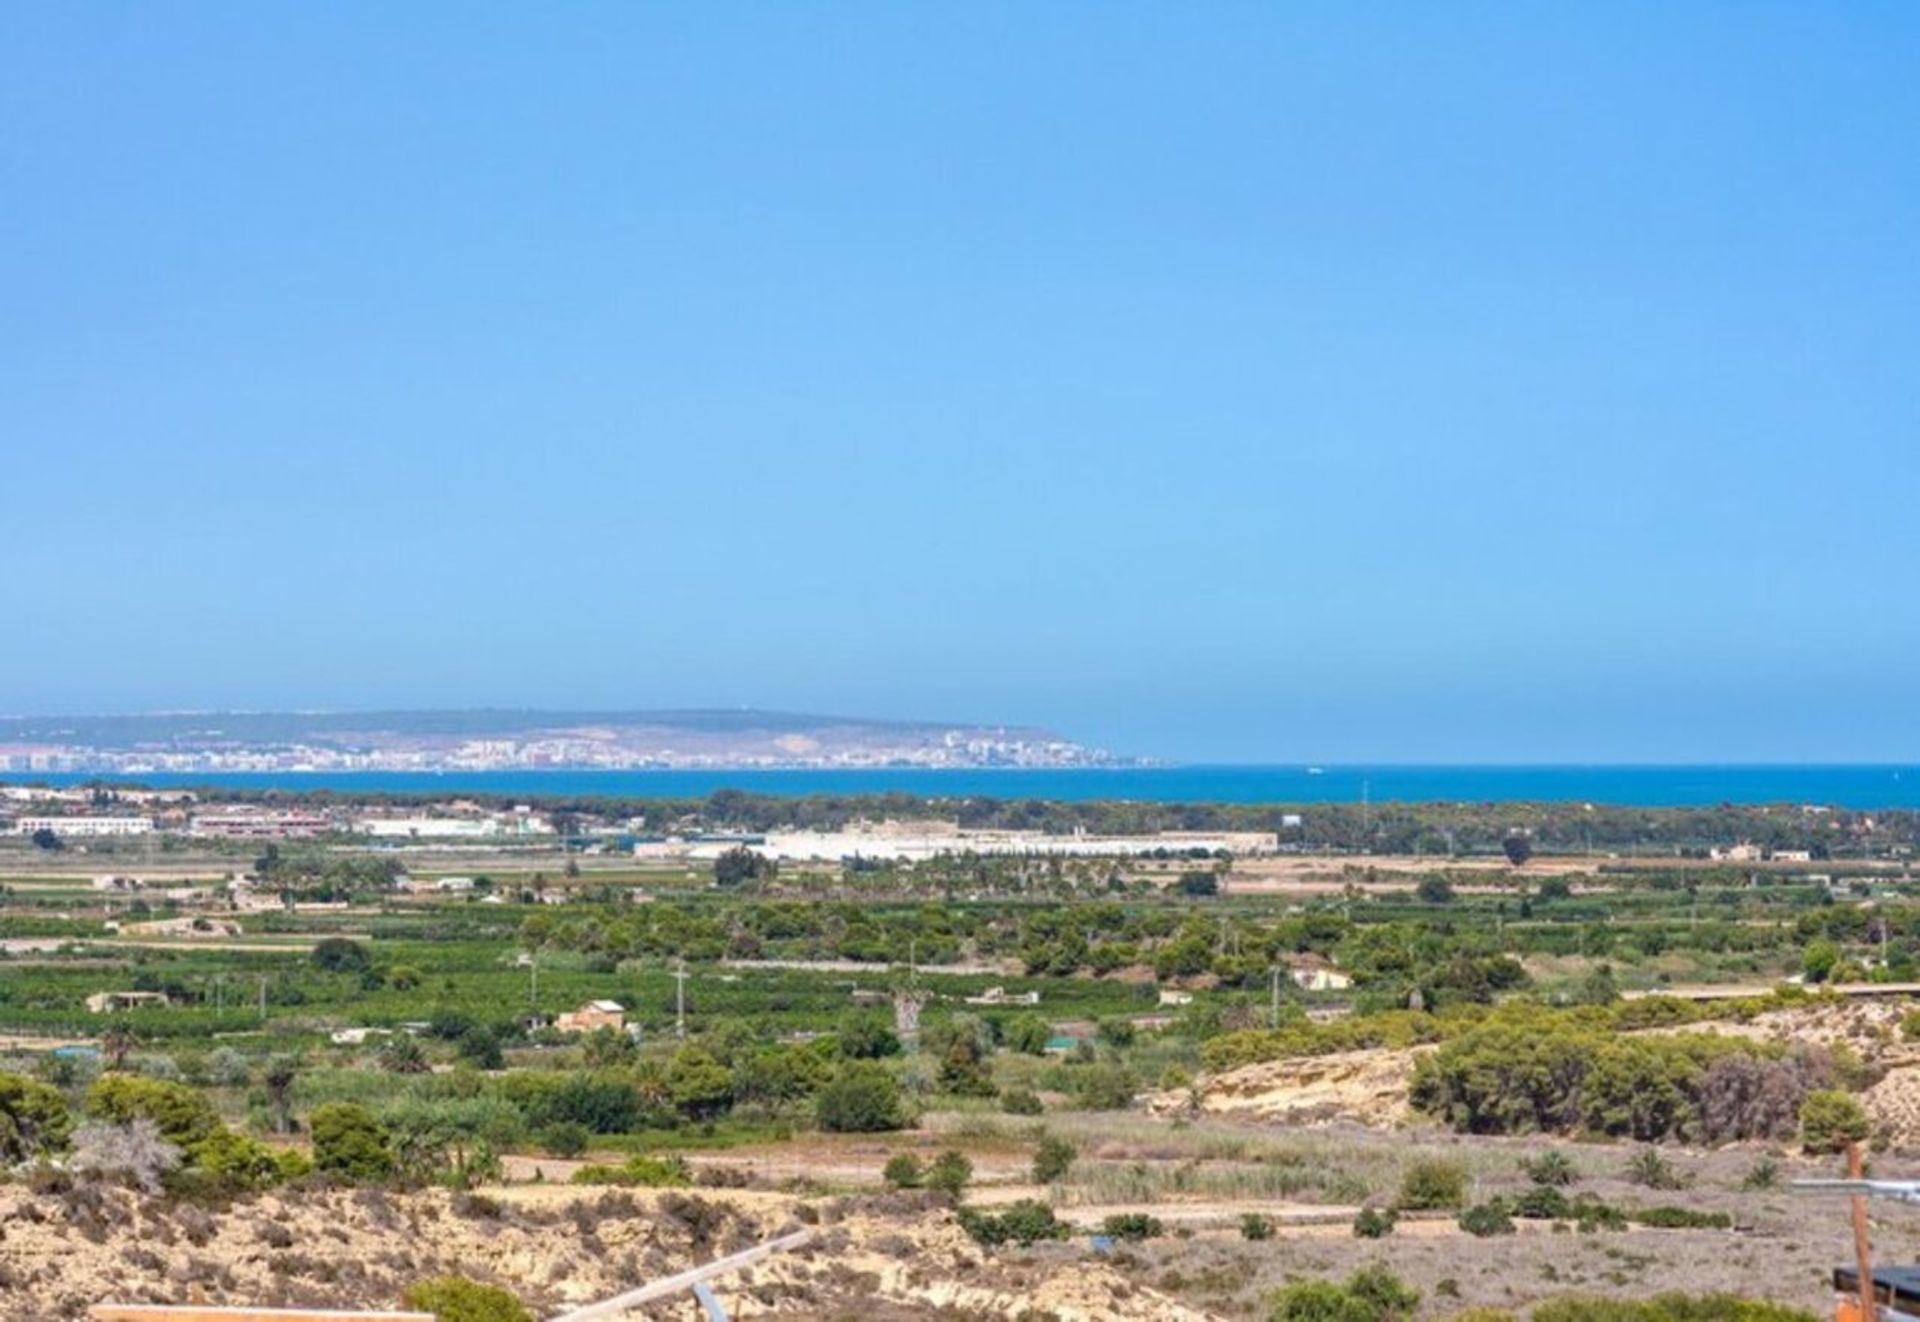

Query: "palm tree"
<box><xmin>100</xmin><ymin>1023</ymin><xmax>137</xmax><ymax>1071</ymax></box>
<box><xmin>263</xmin><ymin>1054</ymin><xmax>300</xmax><ymax>1133</ymax></box>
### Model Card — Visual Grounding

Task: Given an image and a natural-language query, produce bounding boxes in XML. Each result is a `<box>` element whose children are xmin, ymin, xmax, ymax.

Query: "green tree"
<box><xmin>311</xmin><ymin>1102</ymin><xmax>394</xmax><ymax>1182</ymax></box>
<box><xmin>1800</xmin><ymin>1090</ymin><xmax>1870</xmax><ymax>1154</ymax></box>
<box><xmin>311</xmin><ymin>938</ymin><xmax>372</xmax><ymax>974</ymax></box>
<box><xmin>1802</xmin><ymin>939</ymin><xmax>1842</xmax><ymax>985</ymax></box>
<box><xmin>0</xmin><ymin>1071</ymin><xmax>72</xmax><ymax>1162</ymax></box>
<box><xmin>1177</xmin><ymin>871</ymin><xmax>1220</xmax><ymax>897</ymax></box>
<box><xmin>713</xmin><ymin>846</ymin><xmax>775</xmax><ymax>888</ymax></box>
<box><xmin>816</xmin><ymin>1064</ymin><xmax>907</xmax><ymax>1133</ymax></box>
<box><xmin>666</xmin><ymin>1046</ymin><xmax>736</xmax><ymax>1120</ymax></box>
<box><xmin>835</xmin><ymin>1014</ymin><xmax>901</xmax><ymax>1060</ymax></box>
<box><xmin>1004</xmin><ymin>1013</ymin><xmax>1051</xmax><ymax>1055</ymax></box>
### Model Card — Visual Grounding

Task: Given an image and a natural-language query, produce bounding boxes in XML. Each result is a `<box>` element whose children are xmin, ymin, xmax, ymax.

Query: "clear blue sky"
<box><xmin>5</xmin><ymin>5</ymin><xmax>1917</xmax><ymax>763</ymax></box>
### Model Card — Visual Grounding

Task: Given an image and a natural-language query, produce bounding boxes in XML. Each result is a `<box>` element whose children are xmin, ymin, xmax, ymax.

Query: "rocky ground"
<box><xmin>0</xmin><ymin>1180</ymin><xmax>1206</xmax><ymax>1321</ymax></box>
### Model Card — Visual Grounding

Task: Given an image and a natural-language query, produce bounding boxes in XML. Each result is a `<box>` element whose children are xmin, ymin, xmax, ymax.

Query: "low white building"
<box><xmin>748</xmin><ymin>824</ymin><xmax>1277</xmax><ymax>863</ymax></box>
<box><xmin>190</xmin><ymin>809</ymin><xmax>332</xmax><ymax>839</ymax></box>
<box><xmin>12</xmin><ymin>816</ymin><xmax>154</xmax><ymax>838</ymax></box>
<box><xmin>963</xmin><ymin>986</ymin><xmax>1041</xmax><ymax>1007</ymax></box>
<box><xmin>357</xmin><ymin>814</ymin><xmax>552</xmax><ymax>839</ymax></box>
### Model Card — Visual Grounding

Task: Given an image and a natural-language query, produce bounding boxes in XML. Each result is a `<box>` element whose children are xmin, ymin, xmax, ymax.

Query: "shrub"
<box><xmin>1740</xmin><ymin>1157</ymin><xmax>1780</xmax><ymax>1191</ymax></box>
<box><xmin>1270</xmin><ymin>1265</ymin><xmax>1419</xmax><ymax>1322</ymax></box>
<box><xmin>206</xmin><ymin>1048</ymin><xmax>251</xmax><ymax>1088</ymax></box>
<box><xmin>1521</xmin><ymin>1151</ymin><xmax>1577</xmax><ymax>1186</ymax></box>
<box><xmin>1800</xmin><ymin>1090</ymin><xmax>1870</xmax><ymax>1154</ymax></box>
<box><xmin>1457</xmin><ymin>1202</ymin><xmax>1516</xmax><ymax>1237</ymax></box>
<box><xmin>1510</xmin><ymin>1185</ymin><xmax>1572</xmax><ymax>1220</ymax></box>
<box><xmin>957</xmin><ymin>1198</ymin><xmax>1067</xmax><ymax>1248</ymax></box>
<box><xmin>1072</xmin><ymin>1063</ymin><xmax>1138</xmax><ymax>1111</ymax></box>
<box><xmin>1032</xmin><ymin>1133</ymin><xmax>1077</xmax><ymax>1184</ymax></box>
<box><xmin>1101</xmin><ymin>1212</ymin><xmax>1164</xmax><ymax>1241</ymax></box>
<box><xmin>1352</xmin><ymin>1207</ymin><xmax>1397</xmax><ymax>1238</ymax></box>
<box><xmin>311</xmin><ymin>1102</ymin><xmax>394</xmax><ymax>1182</ymax></box>
<box><xmin>1242</xmin><ymin>1212</ymin><xmax>1275</xmax><ymax>1240</ymax></box>
<box><xmin>402</xmin><ymin>1276</ymin><xmax>533</xmax><ymax>1322</ymax></box>
<box><xmin>539</xmin><ymin>1122</ymin><xmax>590</xmax><ymax>1158</ymax></box>
<box><xmin>925</xmin><ymin>1150</ymin><xmax>973</xmax><ymax>1198</ymax></box>
<box><xmin>1624</xmin><ymin>1147</ymin><xmax>1689</xmax><ymax>1191</ymax></box>
<box><xmin>570</xmin><ymin>1154</ymin><xmax>691</xmax><ymax>1188</ymax></box>
<box><xmin>67</xmin><ymin>1118</ymin><xmax>180</xmax><ymax>1193</ymax></box>
<box><xmin>1571</xmin><ymin>1197</ymin><xmax>1628</xmax><ymax>1232</ymax></box>
<box><xmin>1630</xmin><ymin>1206</ymin><xmax>1733</xmax><ymax>1230</ymax></box>
<box><xmin>1530</xmin><ymin>1294</ymin><xmax>1816</xmax><ymax>1322</ymax></box>
<box><xmin>1000</xmin><ymin>1087</ymin><xmax>1044</xmax><ymax>1116</ymax></box>
<box><xmin>1394</xmin><ymin>1159</ymin><xmax>1469</xmax><ymax>1211</ymax></box>
<box><xmin>882</xmin><ymin>1153</ymin><xmax>924</xmax><ymax>1190</ymax></box>
<box><xmin>816</xmin><ymin>1064</ymin><xmax>907</xmax><ymax>1133</ymax></box>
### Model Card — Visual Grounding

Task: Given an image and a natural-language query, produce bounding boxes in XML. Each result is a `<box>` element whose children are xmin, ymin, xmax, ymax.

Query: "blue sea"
<box><xmin>27</xmin><ymin>765</ymin><xmax>1920</xmax><ymax>808</ymax></box>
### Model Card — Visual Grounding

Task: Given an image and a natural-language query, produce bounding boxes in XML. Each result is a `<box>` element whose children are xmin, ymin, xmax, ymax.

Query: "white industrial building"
<box><xmin>355</xmin><ymin>814</ymin><xmax>552</xmax><ymax>839</ymax></box>
<box><xmin>742</xmin><ymin>824</ymin><xmax>1276</xmax><ymax>863</ymax></box>
<box><xmin>11</xmin><ymin>816</ymin><xmax>154</xmax><ymax>838</ymax></box>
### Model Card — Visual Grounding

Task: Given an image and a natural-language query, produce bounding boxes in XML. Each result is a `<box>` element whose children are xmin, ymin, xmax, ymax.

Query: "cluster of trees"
<box><xmin>1201</xmin><ymin>988</ymin><xmax>1816</xmax><ymax>1075</ymax></box>
<box><xmin>254</xmin><ymin>847</ymin><xmax>405</xmax><ymax>901</ymax></box>
<box><xmin>1408</xmin><ymin>1007</ymin><xmax>1847</xmax><ymax>1143</ymax></box>
<box><xmin>8</xmin><ymin>1071</ymin><xmax>311</xmax><ymax>1195</ymax></box>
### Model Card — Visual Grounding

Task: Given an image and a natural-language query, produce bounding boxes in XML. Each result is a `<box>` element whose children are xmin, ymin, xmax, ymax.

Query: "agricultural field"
<box><xmin>0</xmin><ymin>819</ymin><xmax>1917</xmax><ymax>1319</ymax></box>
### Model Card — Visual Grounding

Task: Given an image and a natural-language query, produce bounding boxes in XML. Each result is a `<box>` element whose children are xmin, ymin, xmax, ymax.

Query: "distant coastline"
<box><xmin>14</xmin><ymin>763</ymin><xmax>1920</xmax><ymax>809</ymax></box>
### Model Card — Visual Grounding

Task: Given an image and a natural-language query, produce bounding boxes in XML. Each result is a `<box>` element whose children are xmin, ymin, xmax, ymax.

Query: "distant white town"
<box><xmin>0</xmin><ymin>707</ymin><xmax>1133</xmax><ymax>773</ymax></box>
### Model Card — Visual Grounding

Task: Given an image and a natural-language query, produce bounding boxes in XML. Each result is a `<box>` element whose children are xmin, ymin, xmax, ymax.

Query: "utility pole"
<box><xmin>674</xmin><ymin>959</ymin><xmax>688</xmax><ymax>1040</ymax></box>
<box><xmin>1270</xmin><ymin>966</ymin><xmax>1281</xmax><ymax>1029</ymax></box>
<box><xmin>257</xmin><ymin>975</ymin><xmax>268</xmax><ymax>1020</ymax></box>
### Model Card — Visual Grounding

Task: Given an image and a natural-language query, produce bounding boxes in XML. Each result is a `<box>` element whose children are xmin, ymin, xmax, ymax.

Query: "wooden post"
<box><xmin>1850</xmin><ymin>1142</ymin><xmax>1876</xmax><ymax>1322</ymax></box>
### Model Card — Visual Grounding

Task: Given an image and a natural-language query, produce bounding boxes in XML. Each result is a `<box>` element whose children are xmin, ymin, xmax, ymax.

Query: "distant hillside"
<box><xmin>0</xmin><ymin>708</ymin><xmax>1124</xmax><ymax>772</ymax></box>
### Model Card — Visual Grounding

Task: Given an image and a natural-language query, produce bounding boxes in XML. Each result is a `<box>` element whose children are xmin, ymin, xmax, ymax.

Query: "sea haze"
<box><xmin>28</xmin><ymin>764</ymin><xmax>1920</xmax><ymax>809</ymax></box>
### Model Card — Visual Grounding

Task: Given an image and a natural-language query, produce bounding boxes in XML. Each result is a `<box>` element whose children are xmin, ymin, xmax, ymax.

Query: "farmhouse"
<box><xmin>1287</xmin><ymin>954</ymin><xmax>1354</xmax><ymax>992</ymax></box>
<box><xmin>85</xmin><ymin>991</ymin><xmax>170</xmax><ymax>1014</ymax></box>
<box><xmin>555</xmin><ymin>999</ymin><xmax>627</xmax><ymax>1033</ymax></box>
<box><xmin>963</xmin><ymin>986</ymin><xmax>1040</xmax><ymax>1007</ymax></box>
